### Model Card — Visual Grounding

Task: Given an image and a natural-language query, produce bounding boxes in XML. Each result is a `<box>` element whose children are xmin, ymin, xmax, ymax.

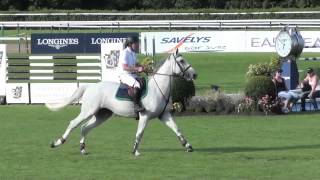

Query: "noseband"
<box><xmin>173</xmin><ymin>54</ymin><xmax>192</xmax><ymax>78</ymax></box>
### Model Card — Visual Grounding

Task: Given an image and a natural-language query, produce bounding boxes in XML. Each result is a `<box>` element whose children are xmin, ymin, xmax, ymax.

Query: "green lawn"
<box><xmin>1</xmin><ymin>105</ymin><xmax>320</xmax><ymax>180</ymax></box>
<box><xmin>180</xmin><ymin>52</ymin><xmax>320</xmax><ymax>93</ymax></box>
<box><xmin>183</xmin><ymin>52</ymin><xmax>275</xmax><ymax>92</ymax></box>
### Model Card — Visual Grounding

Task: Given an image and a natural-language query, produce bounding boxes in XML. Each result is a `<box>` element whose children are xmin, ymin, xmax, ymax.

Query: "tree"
<box><xmin>7</xmin><ymin>0</ymin><xmax>29</xmax><ymax>10</ymax></box>
<box><xmin>0</xmin><ymin>0</ymin><xmax>9</xmax><ymax>10</ymax></box>
<box><xmin>142</xmin><ymin>0</ymin><xmax>174</xmax><ymax>9</ymax></box>
<box><xmin>207</xmin><ymin>0</ymin><xmax>227</xmax><ymax>8</ymax></box>
<box><xmin>262</xmin><ymin>0</ymin><xmax>270</xmax><ymax>8</ymax></box>
<box><xmin>174</xmin><ymin>0</ymin><xmax>202</xmax><ymax>9</ymax></box>
<box><xmin>80</xmin><ymin>0</ymin><xmax>109</xmax><ymax>10</ymax></box>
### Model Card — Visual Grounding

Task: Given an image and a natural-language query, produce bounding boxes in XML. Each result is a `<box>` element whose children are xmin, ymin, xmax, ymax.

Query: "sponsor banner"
<box><xmin>5</xmin><ymin>83</ymin><xmax>29</xmax><ymax>103</ymax></box>
<box><xmin>246</xmin><ymin>31</ymin><xmax>320</xmax><ymax>52</ymax></box>
<box><xmin>0</xmin><ymin>44</ymin><xmax>6</xmax><ymax>96</ymax></box>
<box><xmin>100</xmin><ymin>43</ymin><xmax>123</xmax><ymax>82</ymax></box>
<box><xmin>300</xmin><ymin>31</ymin><xmax>320</xmax><ymax>52</ymax></box>
<box><xmin>31</xmin><ymin>33</ymin><xmax>138</xmax><ymax>54</ymax></box>
<box><xmin>141</xmin><ymin>31</ymin><xmax>238</xmax><ymax>53</ymax></box>
<box><xmin>30</xmin><ymin>83</ymin><xmax>77</xmax><ymax>103</ymax></box>
<box><xmin>141</xmin><ymin>31</ymin><xmax>320</xmax><ymax>53</ymax></box>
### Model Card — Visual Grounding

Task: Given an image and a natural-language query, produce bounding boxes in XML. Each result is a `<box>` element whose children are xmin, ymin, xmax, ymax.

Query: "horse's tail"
<box><xmin>45</xmin><ymin>85</ymin><xmax>88</xmax><ymax>111</ymax></box>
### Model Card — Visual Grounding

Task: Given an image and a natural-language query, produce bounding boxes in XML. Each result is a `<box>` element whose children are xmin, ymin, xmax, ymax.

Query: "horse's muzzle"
<box><xmin>192</xmin><ymin>73</ymin><xmax>197</xmax><ymax>80</ymax></box>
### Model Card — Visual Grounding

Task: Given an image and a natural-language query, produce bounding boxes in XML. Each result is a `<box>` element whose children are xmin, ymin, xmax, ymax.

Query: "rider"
<box><xmin>117</xmin><ymin>36</ymin><xmax>145</xmax><ymax>113</ymax></box>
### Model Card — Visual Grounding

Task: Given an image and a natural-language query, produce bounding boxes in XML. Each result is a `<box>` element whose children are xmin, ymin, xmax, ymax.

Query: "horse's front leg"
<box><xmin>159</xmin><ymin>111</ymin><xmax>193</xmax><ymax>152</ymax></box>
<box><xmin>132</xmin><ymin>114</ymin><xmax>149</xmax><ymax>156</ymax></box>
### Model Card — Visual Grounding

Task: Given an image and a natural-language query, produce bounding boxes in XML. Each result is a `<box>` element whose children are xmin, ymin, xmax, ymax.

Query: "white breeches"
<box><xmin>119</xmin><ymin>74</ymin><xmax>141</xmax><ymax>88</ymax></box>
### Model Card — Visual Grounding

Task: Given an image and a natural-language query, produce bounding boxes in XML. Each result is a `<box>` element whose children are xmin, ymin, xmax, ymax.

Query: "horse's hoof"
<box><xmin>80</xmin><ymin>151</ymin><xmax>88</xmax><ymax>155</ymax></box>
<box><xmin>50</xmin><ymin>141</ymin><xmax>56</xmax><ymax>148</ymax></box>
<box><xmin>80</xmin><ymin>149</ymin><xmax>88</xmax><ymax>155</ymax></box>
<box><xmin>186</xmin><ymin>146</ymin><xmax>193</xmax><ymax>152</ymax></box>
<box><xmin>133</xmin><ymin>150</ymin><xmax>141</xmax><ymax>157</ymax></box>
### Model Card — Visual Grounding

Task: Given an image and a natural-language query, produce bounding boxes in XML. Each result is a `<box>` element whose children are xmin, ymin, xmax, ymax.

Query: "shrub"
<box><xmin>186</xmin><ymin>91</ymin><xmax>243</xmax><ymax>114</ymax></box>
<box><xmin>244</xmin><ymin>76</ymin><xmax>276</xmax><ymax>101</ymax></box>
<box><xmin>140</xmin><ymin>57</ymin><xmax>154</xmax><ymax>76</ymax></box>
<box><xmin>246</xmin><ymin>63</ymin><xmax>273</xmax><ymax>79</ymax></box>
<box><xmin>237</xmin><ymin>96</ymin><xmax>258</xmax><ymax>114</ymax></box>
<box><xmin>172</xmin><ymin>76</ymin><xmax>195</xmax><ymax>110</ymax></box>
<box><xmin>269</xmin><ymin>55</ymin><xmax>281</xmax><ymax>72</ymax></box>
<box><xmin>258</xmin><ymin>95</ymin><xmax>283</xmax><ymax>115</ymax></box>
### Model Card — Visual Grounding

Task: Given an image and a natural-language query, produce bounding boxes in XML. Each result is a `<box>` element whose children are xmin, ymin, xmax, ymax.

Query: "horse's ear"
<box><xmin>175</xmin><ymin>48</ymin><xmax>179</xmax><ymax>55</ymax></box>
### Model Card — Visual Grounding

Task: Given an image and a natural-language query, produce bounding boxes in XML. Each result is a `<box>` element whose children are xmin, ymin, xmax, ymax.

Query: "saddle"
<box><xmin>115</xmin><ymin>77</ymin><xmax>148</xmax><ymax>101</ymax></box>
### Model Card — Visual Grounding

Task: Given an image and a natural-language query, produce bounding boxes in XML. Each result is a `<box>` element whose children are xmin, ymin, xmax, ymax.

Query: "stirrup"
<box><xmin>134</xmin><ymin>103</ymin><xmax>145</xmax><ymax>113</ymax></box>
<box><xmin>135</xmin><ymin>106</ymin><xmax>145</xmax><ymax>112</ymax></box>
<box><xmin>134</xmin><ymin>106</ymin><xmax>145</xmax><ymax>121</ymax></box>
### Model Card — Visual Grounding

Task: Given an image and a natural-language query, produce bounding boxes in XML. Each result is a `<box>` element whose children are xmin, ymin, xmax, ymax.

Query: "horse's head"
<box><xmin>170</xmin><ymin>49</ymin><xmax>197</xmax><ymax>81</ymax></box>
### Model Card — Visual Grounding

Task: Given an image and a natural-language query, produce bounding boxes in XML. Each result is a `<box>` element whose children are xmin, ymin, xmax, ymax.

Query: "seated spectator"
<box><xmin>272</xmin><ymin>68</ymin><xmax>299</xmax><ymax>112</ymax></box>
<box><xmin>300</xmin><ymin>67</ymin><xmax>320</xmax><ymax>111</ymax></box>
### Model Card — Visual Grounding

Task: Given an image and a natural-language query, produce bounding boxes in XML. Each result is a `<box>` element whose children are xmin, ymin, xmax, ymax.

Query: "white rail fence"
<box><xmin>1</xmin><ymin>19</ymin><xmax>320</xmax><ymax>30</ymax></box>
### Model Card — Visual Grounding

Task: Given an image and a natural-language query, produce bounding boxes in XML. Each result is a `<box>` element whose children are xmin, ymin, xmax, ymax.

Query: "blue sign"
<box><xmin>31</xmin><ymin>33</ymin><xmax>139</xmax><ymax>54</ymax></box>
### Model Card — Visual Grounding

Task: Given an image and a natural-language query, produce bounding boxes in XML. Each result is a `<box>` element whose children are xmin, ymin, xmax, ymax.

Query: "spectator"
<box><xmin>300</xmin><ymin>67</ymin><xmax>320</xmax><ymax>111</ymax></box>
<box><xmin>272</xmin><ymin>68</ymin><xmax>299</xmax><ymax>112</ymax></box>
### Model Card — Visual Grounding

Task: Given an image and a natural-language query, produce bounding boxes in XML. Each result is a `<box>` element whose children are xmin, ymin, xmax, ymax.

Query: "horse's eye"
<box><xmin>180</xmin><ymin>59</ymin><xmax>185</xmax><ymax>64</ymax></box>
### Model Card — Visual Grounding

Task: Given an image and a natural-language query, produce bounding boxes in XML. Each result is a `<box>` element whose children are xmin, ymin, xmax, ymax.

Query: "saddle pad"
<box><xmin>115</xmin><ymin>78</ymin><xmax>148</xmax><ymax>101</ymax></box>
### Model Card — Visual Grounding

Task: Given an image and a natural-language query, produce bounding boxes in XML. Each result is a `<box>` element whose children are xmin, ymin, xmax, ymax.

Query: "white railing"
<box><xmin>1</xmin><ymin>19</ymin><xmax>320</xmax><ymax>29</ymax></box>
<box><xmin>0</xmin><ymin>11</ymin><xmax>320</xmax><ymax>16</ymax></box>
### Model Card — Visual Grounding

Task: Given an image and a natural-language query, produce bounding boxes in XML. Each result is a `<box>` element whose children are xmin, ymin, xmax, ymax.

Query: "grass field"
<box><xmin>175</xmin><ymin>52</ymin><xmax>320</xmax><ymax>93</ymax></box>
<box><xmin>1</xmin><ymin>105</ymin><xmax>320</xmax><ymax>179</ymax></box>
<box><xmin>2</xmin><ymin>52</ymin><xmax>320</xmax><ymax>179</ymax></box>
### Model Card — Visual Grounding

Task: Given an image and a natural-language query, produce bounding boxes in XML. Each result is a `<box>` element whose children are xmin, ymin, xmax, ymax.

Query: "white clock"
<box><xmin>275</xmin><ymin>30</ymin><xmax>293</xmax><ymax>57</ymax></box>
<box><xmin>275</xmin><ymin>27</ymin><xmax>304</xmax><ymax>58</ymax></box>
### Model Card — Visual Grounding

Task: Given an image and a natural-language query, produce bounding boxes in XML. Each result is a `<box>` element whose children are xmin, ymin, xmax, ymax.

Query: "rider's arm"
<box><xmin>310</xmin><ymin>76</ymin><xmax>319</xmax><ymax>95</ymax></box>
<box><xmin>119</xmin><ymin>49</ymin><xmax>143</xmax><ymax>73</ymax></box>
<box><xmin>121</xmin><ymin>64</ymin><xmax>143</xmax><ymax>73</ymax></box>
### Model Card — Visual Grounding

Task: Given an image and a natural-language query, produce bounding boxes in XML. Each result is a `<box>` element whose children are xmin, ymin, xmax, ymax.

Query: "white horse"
<box><xmin>46</xmin><ymin>49</ymin><xmax>197</xmax><ymax>156</ymax></box>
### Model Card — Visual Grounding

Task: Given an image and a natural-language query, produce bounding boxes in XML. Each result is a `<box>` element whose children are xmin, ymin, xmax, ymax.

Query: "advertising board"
<box><xmin>5</xmin><ymin>83</ymin><xmax>29</xmax><ymax>103</ymax></box>
<box><xmin>141</xmin><ymin>31</ymin><xmax>320</xmax><ymax>53</ymax></box>
<box><xmin>30</xmin><ymin>83</ymin><xmax>78</xmax><ymax>103</ymax></box>
<box><xmin>31</xmin><ymin>33</ymin><xmax>138</xmax><ymax>54</ymax></box>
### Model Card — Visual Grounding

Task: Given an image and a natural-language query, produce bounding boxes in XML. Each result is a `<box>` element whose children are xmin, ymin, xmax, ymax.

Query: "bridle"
<box><xmin>173</xmin><ymin>54</ymin><xmax>192</xmax><ymax>78</ymax></box>
<box><xmin>149</xmin><ymin>53</ymin><xmax>192</xmax><ymax>117</ymax></box>
<box><xmin>151</xmin><ymin>53</ymin><xmax>192</xmax><ymax>78</ymax></box>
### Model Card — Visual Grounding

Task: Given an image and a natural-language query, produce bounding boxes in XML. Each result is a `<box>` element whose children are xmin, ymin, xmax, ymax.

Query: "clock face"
<box><xmin>275</xmin><ymin>31</ymin><xmax>292</xmax><ymax>57</ymax></box>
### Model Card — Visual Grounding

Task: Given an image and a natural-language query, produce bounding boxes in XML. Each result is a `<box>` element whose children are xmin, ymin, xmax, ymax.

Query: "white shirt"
<box><xmin>117</xmin><ymin>47</ymin><xmax>137</xmax><ymax>75</ymax></box>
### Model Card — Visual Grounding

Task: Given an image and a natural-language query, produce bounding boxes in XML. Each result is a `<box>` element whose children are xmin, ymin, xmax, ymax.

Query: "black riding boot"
<box><xmin>132</xmin><ymin>87</ymin><xmax>145</xmax><ymax>113</ymax></box>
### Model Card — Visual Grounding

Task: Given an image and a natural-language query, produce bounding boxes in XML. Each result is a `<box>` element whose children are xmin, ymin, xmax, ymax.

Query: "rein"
<box><xmin>148</xmin><ymin>54</ymin><xmax>191</xmax><ymax>77</ymax></box>
<box><xmin>149</xmin><ymin>53</ymin><xmax>190</xmax><ymax>117</ymax></box>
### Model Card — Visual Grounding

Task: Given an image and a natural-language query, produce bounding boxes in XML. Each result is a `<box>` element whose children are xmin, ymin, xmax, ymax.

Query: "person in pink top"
<box><xmin>300</xmin><ymin>67</ymin><xmax>320</xmax><ymax>111</ymax></box>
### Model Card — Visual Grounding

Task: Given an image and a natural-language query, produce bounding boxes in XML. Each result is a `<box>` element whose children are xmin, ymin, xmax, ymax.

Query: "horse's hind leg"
<box><xmin>51</xmin><ymin>107</ymin><xmax>97</xmax><ymax>148</ymax></box>
<box><xmin>79</xmin><ymin>109</ymin><xmax>113</xmax><ymax>155</ymax></box>
<box><xmin>159</xmin><ymin>111</ymin><xmax>193</xmax><ymax>152</ymax></box>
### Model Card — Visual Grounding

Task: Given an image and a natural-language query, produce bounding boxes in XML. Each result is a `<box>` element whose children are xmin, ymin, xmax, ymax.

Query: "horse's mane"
<box><xmin>151</xmin><ymin>53</ymin><xmax>183</xmax><ymax>74</ymax></box>
<box><xmin>152</xmin><ymin>59</ymin><xmax>166</xmax><ymax>73</ymax></box>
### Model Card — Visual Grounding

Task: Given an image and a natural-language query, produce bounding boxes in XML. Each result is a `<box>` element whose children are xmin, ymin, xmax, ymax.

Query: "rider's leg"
<box><xmin>120</xmin><ymin>74</ymin><xmax>145</xmax><ymax>113</ymax></box>
<box><xmin>132</xmin><ymin>86</ymin><xmax>145</xmax><ymax>112</ymax></box>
